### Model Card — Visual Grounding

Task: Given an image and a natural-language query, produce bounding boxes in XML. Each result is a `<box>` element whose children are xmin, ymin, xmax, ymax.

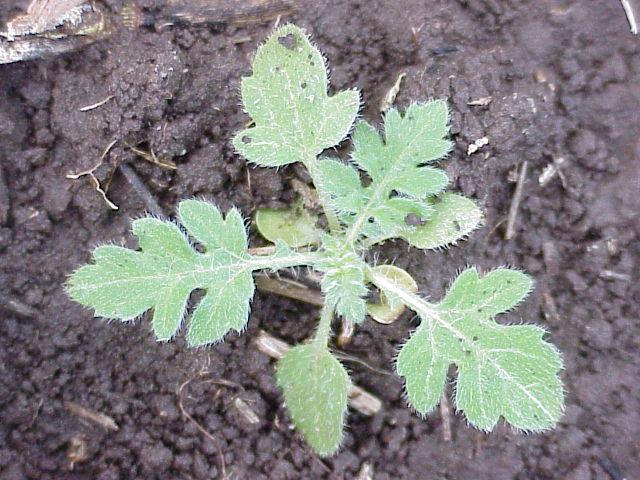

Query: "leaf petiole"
<box><xmin>312</xmin><ymin>302</ymin><xmax>335</xmax><ymax>350</ymax></box>
<box><xmin>366</xmin><ymin>266</ymin><xmax>440</xmax><ymax>325</ymax></box>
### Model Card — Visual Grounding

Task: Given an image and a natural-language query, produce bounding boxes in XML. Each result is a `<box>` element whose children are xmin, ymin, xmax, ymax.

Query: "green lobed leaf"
<box><xmin>255</xmin><ymin>202</ymin><xmax>322</xmax><ymax>248</ymax></box>
<box><xmin>233</xmin><ymin>24</ymin><xmax>360</xmax><ymax>167</ymax></box>
<box><xmin>316</xmin><ymin>102</ymin><xmax>452</xmax><ymax>240</ymax></box>
<box><xmin>316</xmin><ymin>236</ymin><xmax>368</xmax><ymax>324</ymax></box>
<box><xmin>276</xmin><ymin>345</ymin><xmax>350</xmax><ymax>456</ymax></box>
<box><xmin>67</xmin><ymin>199</ymin><xmax>310</xmax><ymax>347</ymax></box>
<box><xmin>396</xmin><ymin>267</ymin><xmax>564</xmax><ymax>431</ymax></box>
<box><xmin>402</xmin><ymin>193</ymin><xmax>483</xmax><ymax>249</ymax></box>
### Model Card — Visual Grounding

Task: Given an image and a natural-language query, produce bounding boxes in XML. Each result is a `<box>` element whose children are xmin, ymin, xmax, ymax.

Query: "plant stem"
<box><xmin>249</xmin><ymin>251</ymin><xmax>321</xmax><ymax>272</ymax></box>
<box><xmin>366</xmin><ymin>267</ymin><xmax>440</xmax><ymax>323</ymax></box>
<box><xmin>313</xmin><ymin>303</ymin><xmax>335</xmax><ymax>349</ymax></box>
<box><xmin>367</xmin><ymin>267</ymin><xmax>480</xmax><ymax>354</ymax></box>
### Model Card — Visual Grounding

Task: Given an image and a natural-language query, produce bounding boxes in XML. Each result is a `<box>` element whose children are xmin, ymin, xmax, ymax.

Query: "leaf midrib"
<box><xmin>370</xmin><ymin>270</ymin><xmax>556</xmax><ymax>422</ymax></box>
<box><xmin>73</xmin><ymin>252</ymin><xmax>318</xmax><ymax>293</ymax></box>
<box><xmin>344</xmin><ymin>122</ymin><xmax>432</xmax><ymax>244</ymax></box>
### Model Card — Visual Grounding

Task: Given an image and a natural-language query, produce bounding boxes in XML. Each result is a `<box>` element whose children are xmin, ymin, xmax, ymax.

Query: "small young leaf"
<box><xmin>276</xmin><ymin>345</ymin><xmax>350</xmax><ymax>456</ymax></box>
<box><xmin>255</xmin><ymin>203</ymin><xmax>322</xmax><ymax>247</ymax></box>
<box><xmin>402</xmin><ymin>193</ymin><xmax>483</xmax><ymax>249</ymax></box>
<box><xmin>233</xmin><ymin>24</ymin><xmax>360</xmax><ymax>167</ymax></box>
<box><xmin>316</xmin><ymin>102</ymin><xmax>452</xmax><ymax>240</ymax></box>
<box><xmin>396</xmin><ymin>267</ymin><xmax>564</xmax><ymax>431</ymax></box>
<box><xmin>316</xmin><ymin>236</ymin><xmax>368</xmax><ymax>324</ymax></box>
<box><xmin>68</xmin><ymin>200</ymin><xmax>312</xmax><ymax>346</ymax></box>
<box><xmin>367</xmin><ymin>265</ymin><xmax>417</xmax><ymax>324</ymax></box>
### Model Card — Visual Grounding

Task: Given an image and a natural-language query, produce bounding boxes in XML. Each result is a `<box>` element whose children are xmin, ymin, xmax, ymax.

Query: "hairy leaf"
<box><xmin>255</xmin><ymin>203</ymin><xmax>322</xmax><ymax>247</ymax></box>
<box><xmin>402</xmin><ymin>193</ymin><xmax>483</xmax><ymax>249</ymax></box>
<box><xmin>316</xmin><ymin>236</ymin><xmax>368</xmax><ymax>324</ymax></box>
<box><xmin>68</xmin><ymin>199</ymin><xmax>312</xmax><ymax>346</ymax></box>
<box><xmin>316</xmin><ymin>102</ymin><xmax>452</xmax><ymax>240</ymax></box>
<box><xmin>395</xmin><ymin>267</ymin><xmax>564</xmax><ymax>431</ymax></box>
<box><xmin>233</xmin><ymin>24</ymin><xmax>359</xmax><ymax>167</ymax></box>
<box><xmin>276</xmin><ymin>345</ymin><xmax>350</xmax><ymax>456</ymax></box>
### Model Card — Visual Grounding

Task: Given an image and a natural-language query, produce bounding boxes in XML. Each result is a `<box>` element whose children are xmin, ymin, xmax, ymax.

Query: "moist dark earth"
<box><xmin>1</xmin><ymin>0</ymin><xmax>639</xmax><ymax>478</ymax></box>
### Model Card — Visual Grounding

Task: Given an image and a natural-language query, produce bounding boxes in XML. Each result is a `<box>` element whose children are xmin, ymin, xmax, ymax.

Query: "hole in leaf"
<box><xmin>472</xmin><ymin>335</ymin><xmax>478</xmax><ymax>341</ymax></box>
<box><xmin>405</xmin><ymin>213</ymin><xmax>425</xmax><ymax>226</ymax></box>
<box><xmin>452</xmin><ymin>220</ymin><xmax>461</xmax><ymax>232</ymax></box>
<box><xmin>278</xmin><ymin>33</ymin><xmax>297</xmax><ymax>50</ymax></box>
<box><xmin>308</xmin><ymin>54</ymin><xmax>313</xmax><ymax>59</ymax></box>
<box><xmin>367</xmin><ymin>288</ymin><xmax>381</xmax><ymax>303</ymax></box>
<box><xmin>310</xmin><ymin>61</ymin><xmax>315</xmax><ymax>66</ymax></box>
<box><xmin>241</xmin><ymin>136</ymin><xmax>252</xmax><ymax>144</ymax></box>
<box><xmin>301</xmin><ymin>82</ymin><xmax>307</xmax><ymax>89</ymax></box>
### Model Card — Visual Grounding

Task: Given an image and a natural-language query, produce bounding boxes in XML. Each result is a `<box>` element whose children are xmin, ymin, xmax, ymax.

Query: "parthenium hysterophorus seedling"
<box><xmin>68</xmin><ymin>24</ymin><xmax>564</xmax><ymax>456</ymax></box>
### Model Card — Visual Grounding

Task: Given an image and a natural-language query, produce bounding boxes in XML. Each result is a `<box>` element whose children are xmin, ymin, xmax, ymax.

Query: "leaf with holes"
<box><xmin>67</xmin><ymin>21</ymin><xmax>567</xmax><ymax>458</ymax></box>
<box><xmin>396</xmin><ymin>267</ymin><xmax>564</xmax><ymax>431</ymax></box>
<box><xmin>315</xmin><ymin>102</ymin><xmax>452</xmax><ymax>240</ymax></box>
<box><xmin>276</xmin><ymin>344</ymin><xmax>350</xmax><ymax>456</ymax></box>
<box><xmin>67</xmin><ymin>199</ymin><xmax>312</xmax><ymax>346</ymax></box>
<box><xmin>232</xmin><ymin>24</ymin><xmax>359</xmax><ymax>167</ymax></box>
<box><xmin>402</xmin><ymin>193</ymin><xmax>483</xmax><ymax>249</ymax></box>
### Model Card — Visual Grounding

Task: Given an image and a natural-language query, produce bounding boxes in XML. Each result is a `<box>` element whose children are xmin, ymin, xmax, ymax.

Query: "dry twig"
<box><xmin>332</xmin><ymin>352</ymin><xmax>392</xmax><ymax>376</ymax></box>
<box><xmin>0</xmin><ymin>294</ymin><xmax>39</xmax><ymax>318</ymax></box>
<box><xmin>355</xmin><ymin>462</ymin><xmax>374</xmax><ymax>480</ymax></box>
<box><xmin>125</xmin><ymin>142</ymin><xmax>176</xmax><ymax>170</ymax></box>
<box><xmin>467</xmin><ymin>96</ymin><xmax>492</xmax><ymax>106</ymax></box>
<box><xmin>118</xmin><ymin>164</ymin><xmax>165</xmax><ymax>217</ymax></box>
<box><xmin>621</xmin><ymin>0</ymin><xmax>639</xmax><ymax>34</ymax></box>
<box><xmin>0</xmin><ymin>163</ymin><xmax>10</xmax><ymax>225</ymax></box>
<box><xmin>598</xmin><ymin>457</ymin><xmax>627</xmax><ymax>480</ymax></box>
<box><xmin>439</xmin><ymin>392</ymin><xmax>452</xmax><ymax>442</ymax></box>
<box><xmin>66</xmin><ymin>140</ymin><xmax>118</xmax><ymax>210</ymax></box>
<box><xmin>336</xmin><ymin>318</ymin><xmax>354</xmax><ymax>347</ymax></box>
<box><xmin>379</xmin><ymin>72</ymin><xmax>406</xmax><ymax>112</ymax></box>
<box><xmin>67</xmin><ymin>435</ymin><xmax>89</xmax><ymax>469</ymax></box>
<box><xmin>65</xmin><ymin>401</ymin><xmax>119</xmax><ymax>431</ymax></box>
<box><xmin>79</xmin><ymin>95</ymin><xmax>114</xmax><ymax>112</ymax></box>
<box><xmin>504</xmin><ymin>161</ymin><xmax>528</xmax><ymax>240</ymax></box>
<box><xmin>254</xmin><ymin>274</ymin><xmax>323</xmax><ymax>306</ymax></box>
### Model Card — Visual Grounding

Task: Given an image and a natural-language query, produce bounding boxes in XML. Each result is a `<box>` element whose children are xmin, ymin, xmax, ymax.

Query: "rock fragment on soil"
<box><xmin>467</xmin><ymin>136</ymin><xmax>489</xmax><ymax>155</ymax></box>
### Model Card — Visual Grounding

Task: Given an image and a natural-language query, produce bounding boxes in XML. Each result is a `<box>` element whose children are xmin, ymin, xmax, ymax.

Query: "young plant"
<box><xmin>67</xmin><ymin>24</ymin><xmax>564</xmax><ymax>456</ymax></box>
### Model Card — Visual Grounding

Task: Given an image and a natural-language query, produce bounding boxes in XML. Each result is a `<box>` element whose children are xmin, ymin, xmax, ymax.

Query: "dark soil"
<box><xmin>1</xmin><ymin>1</ymin><xmax>639</xmax><ymax>478</ymax></box>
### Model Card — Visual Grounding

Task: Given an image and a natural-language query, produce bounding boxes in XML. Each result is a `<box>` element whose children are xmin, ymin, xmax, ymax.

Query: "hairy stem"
<box><xmin>367</xmin><ymin>267</ymin><xmax>479</xmax><ymax>353</ymax></box>
<box><xmin>249</xmin><ymin>251</ymin><xmax>321</xmax><ymax>272</ymax></box>
<box><xmin>313</xmin><ymin>303</ymin><xmax>335</xmax><ymax>349</ymax></box>
<box><xmin>366</xmin><ymin>267</ymin><xmax>440</xmax><ymax>323</ymax></box>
